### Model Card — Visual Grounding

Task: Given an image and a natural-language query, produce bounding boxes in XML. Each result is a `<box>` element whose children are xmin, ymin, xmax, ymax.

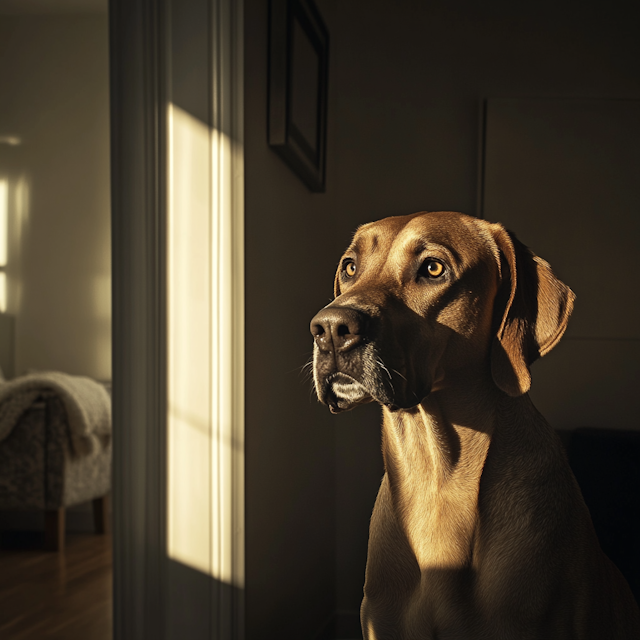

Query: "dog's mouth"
<box><xmin>312</xmin><ymin>337</ymin><xmax>428</xmax><ymax>412</ymax></box>
<box><xmin>315</xmin><ymin>351</ymin><xmax>426</xmax><ymax>413</ymax></box>
<box><xmin>324</xmin><ymin>372</ymin><xmax>372</xmax><ymax>414</ymax></box>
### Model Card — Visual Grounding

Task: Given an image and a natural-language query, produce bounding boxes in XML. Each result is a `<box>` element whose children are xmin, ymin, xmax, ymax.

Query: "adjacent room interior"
<box><xmin>0</xmin><ymin>0</ymin><xmax>111</xmax><ymax>638</ymax></box>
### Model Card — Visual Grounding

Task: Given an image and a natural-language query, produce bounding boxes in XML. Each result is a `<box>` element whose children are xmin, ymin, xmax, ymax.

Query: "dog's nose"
<box><xmin>310</xmin><ymin>307</ymin><xmax>368</xmax><ymax>353</ymax></box>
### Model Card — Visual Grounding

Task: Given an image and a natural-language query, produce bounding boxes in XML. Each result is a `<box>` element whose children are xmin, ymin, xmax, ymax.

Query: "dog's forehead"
<box><xmin>350</xmin><ymin>211</ymin><xmax>486</xmax><ymax>257</ymax></box>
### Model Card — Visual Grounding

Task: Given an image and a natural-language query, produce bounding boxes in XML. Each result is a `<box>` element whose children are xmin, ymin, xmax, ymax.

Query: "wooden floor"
<box><xmin>0</xmin><ymin>532</ymin><xmax>112</xmax><ymax>640</ymax></box>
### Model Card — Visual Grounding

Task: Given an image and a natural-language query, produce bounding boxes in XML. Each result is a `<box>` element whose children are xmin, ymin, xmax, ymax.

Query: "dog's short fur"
<box><xmin>310</xmin><ymin>211</ymin><xmax>640</xmax><ymax>639</ymax></box>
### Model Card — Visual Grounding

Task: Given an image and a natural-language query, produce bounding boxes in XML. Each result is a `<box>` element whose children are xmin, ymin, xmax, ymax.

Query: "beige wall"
<box><xmin>0</xmin><ymin>14</ymin><xmax>110</xmax><ymax>380</ymax></box>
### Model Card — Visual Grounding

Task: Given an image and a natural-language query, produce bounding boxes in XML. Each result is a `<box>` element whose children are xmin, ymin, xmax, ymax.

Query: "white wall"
<box><xmin>0</xmin><ymin>14</ymin><xmax>110</xmax><ymax>380</ymax></box>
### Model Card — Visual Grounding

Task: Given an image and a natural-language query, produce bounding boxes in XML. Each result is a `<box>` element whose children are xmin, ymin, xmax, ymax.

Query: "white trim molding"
<box><xmin>110</xmin><ymin>0</ymin><xmax>244</xmax><ymax>637</ymax></box>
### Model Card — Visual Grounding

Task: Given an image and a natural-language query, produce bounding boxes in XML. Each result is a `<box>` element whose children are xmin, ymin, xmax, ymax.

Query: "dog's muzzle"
<box><xmin>310</xmin><ymin>306</ymin><xmax>376</xmax><ymax>412</ymax></box>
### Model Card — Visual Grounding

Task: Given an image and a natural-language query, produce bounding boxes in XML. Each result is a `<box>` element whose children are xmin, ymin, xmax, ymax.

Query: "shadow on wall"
<box><xmin>166</xmin><ymin>559</ymin><xmax>243</xmax><ymax>639</ymax></box>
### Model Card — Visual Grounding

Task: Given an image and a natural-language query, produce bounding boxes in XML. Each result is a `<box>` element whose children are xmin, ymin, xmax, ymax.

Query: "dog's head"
<box><xmin>309</xmin><ymin>211</ymin><xmax>574</xmax><ymax>413</ymax></box>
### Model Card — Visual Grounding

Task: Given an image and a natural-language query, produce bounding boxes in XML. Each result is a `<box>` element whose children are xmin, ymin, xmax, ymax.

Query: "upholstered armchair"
<box><xmin>0</xmin><ymin>374</ymin><xmax>112</xmax><ymax>551</ymax></box>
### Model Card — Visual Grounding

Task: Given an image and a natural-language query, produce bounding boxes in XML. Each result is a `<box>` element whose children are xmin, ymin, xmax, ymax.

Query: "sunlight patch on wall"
<box><xmin>11</xmin><ymin>174</ymin><xmax>31</xmax><ymax>316</ymax></box>
<box><xmin>0</xmin><ymin>178</ymin><xmax>8</xmax><ymax>268</ymax></box>
<box><xmin>210</xmin><ymin>104</ymin><xmax>244</xmax><ymax>590</ymax></box>
<box><xmin>167</xmin><ymin>103</ymin><xmax>244</xmax><ymax>586</ymax></box>
<box><xmin>0</xmin><ymin>177</ymin><xmax>12</xmax><ymax>314</ymax></box>
<box><xmin>168</xmin><ymin>103</ymin><xmax>212</xmax><ymax>576</ymax></box>
<box><xmin>92</xmin><ymin>274</ymin><xmax>111</xmax><ymax>379</ymax></box>
<box><xmin>0</xmin><ymin>273</ymin><xmax>7</xmax><ymax>313</ymax></box>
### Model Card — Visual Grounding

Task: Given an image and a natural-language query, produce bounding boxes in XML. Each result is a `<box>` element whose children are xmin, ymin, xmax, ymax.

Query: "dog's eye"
<box><xmin>420</xmin><ymin>259</ymin><xmax>445</xmax><ymax>279</ymax></box>
<box><xmin>344</xmin><ymin>261</ymin><xmax>357</xmax><ymax>277</ymax></box>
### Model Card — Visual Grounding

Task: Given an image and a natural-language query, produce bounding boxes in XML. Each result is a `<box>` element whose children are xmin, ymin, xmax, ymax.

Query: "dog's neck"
<box><xmin>380</xmin><ymin>380</ymin><xmax>505</xmax><ymax>569</ymax></box>
<box><xmin>382</xmin><ymin>379</ymin><xmax>500</xmax><ymax>473</ymax></box>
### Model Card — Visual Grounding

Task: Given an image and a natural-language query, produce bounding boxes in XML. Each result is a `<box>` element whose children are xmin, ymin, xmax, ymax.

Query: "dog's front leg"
<box><xmin>360</xmin><ymin>475</ymin><xmax>424</xmax><ymax>639</ymax></box>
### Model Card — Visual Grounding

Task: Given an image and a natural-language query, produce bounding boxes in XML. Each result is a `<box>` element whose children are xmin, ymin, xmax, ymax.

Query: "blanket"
<box><xmin>0</xmin><ymin>371</ymin><xmax>111</xmax><ymax>456</ymax></box>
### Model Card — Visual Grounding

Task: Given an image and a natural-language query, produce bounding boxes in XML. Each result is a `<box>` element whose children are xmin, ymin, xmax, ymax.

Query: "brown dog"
<box><xmin>310</xmin><ymin>211</ymin><xmax>640</xmax><ymax>639</ymax></box>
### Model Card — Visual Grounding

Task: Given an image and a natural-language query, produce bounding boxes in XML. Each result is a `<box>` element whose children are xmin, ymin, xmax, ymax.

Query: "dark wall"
<box><xmin>244</xmin><ymin>0</ymin><xmax>640</xmax><ymax>631</ymax></box>
<box><xmin>244</xmin><ymin>1</ymin><xmax>339</xmax><ymax>638</ymax></box>
<box><xmin>317</xmin><ymin>0</ymin><xmax>640</xmax><ymax>616</ymax></box>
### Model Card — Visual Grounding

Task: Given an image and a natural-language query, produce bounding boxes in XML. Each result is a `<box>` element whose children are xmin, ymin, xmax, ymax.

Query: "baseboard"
<box><xmin>315</xmin><ymin>609</ymin><xmax>362</xmax><ymax>640</ymax></box>
<box><xmin>0</xmin><ymin>501</ymin><xmax>99</xmax><ymax>533</ymax></box>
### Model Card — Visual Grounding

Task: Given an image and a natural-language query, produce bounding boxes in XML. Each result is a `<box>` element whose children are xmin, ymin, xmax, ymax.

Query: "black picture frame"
<box><xmin>268</xmin><ymin>0</ymin><xmax>329</xmax><ymax>193</ymax></box>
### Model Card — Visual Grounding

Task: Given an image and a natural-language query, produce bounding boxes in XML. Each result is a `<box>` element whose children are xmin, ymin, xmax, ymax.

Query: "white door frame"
<box><xmin>109</xmin><ymin>0</ymin><xmax>244</xmax><ymax>637</ymax></box>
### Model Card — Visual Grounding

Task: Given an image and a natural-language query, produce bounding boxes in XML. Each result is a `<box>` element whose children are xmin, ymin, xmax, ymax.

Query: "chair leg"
<box><xmin>44</xmin><ymin>507</ymin><xmax>65</xmax><ymax>552</ymax></box>
<box><xmin>92</xmin><ymin>495</ymin><xmax>109</xmax><ymax>534</ymax></box>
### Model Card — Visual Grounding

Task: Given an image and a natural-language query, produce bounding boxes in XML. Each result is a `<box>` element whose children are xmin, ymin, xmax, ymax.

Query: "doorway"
<box><xmin>0</xmin><ymin>2</ymin><xmax>113</xmax><ymax>638</ymax></box>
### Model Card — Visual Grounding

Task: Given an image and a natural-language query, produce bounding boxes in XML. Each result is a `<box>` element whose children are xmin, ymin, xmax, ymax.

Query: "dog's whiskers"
<box><xmin>376</xmin><ymin>358</ymin><xmax>396</xmax><ymax>396</ymax></box>
<box><xmin>377</xmin><ymin>359</ymin><xmax>393</xmax><ymax>380</ymax></box>
<box><xmin>297</xmin><ymin>357</ymin><xmax>317</xmax><ymax>393</ymax></box>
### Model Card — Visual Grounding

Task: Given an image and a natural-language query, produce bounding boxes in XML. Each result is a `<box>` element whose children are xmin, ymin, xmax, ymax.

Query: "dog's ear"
<box><xmin>489</xmin><ymin>224</ymin><xmax>575</xmax><ymax>397</ymax></box>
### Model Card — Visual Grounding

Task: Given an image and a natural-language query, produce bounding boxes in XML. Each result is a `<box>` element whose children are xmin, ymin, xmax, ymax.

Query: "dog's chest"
<box><xmin>367</xmin><ymin>473</ymin><xmax>482</xmax><ymax>638</ymax></box>
<box><xmin>398</xmin><ymin>474</ymin><xmax>479</xmax><ymax>570</ymax></box>
<box><xmin>384</xmin><ymin>416</ymin><xmax>487</xmax><ymax>571</ymax></box>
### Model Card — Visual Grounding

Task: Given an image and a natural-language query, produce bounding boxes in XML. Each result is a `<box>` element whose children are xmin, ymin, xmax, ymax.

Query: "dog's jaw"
<box><xmin>312</xmin><ymin>339</ymin><xmax>424</xmax><ymax>412</ymax></box>
<box><xmin>323</xmin><ymin>372</ymin><xmax>371</xmax><ymax>413</ymax></box>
